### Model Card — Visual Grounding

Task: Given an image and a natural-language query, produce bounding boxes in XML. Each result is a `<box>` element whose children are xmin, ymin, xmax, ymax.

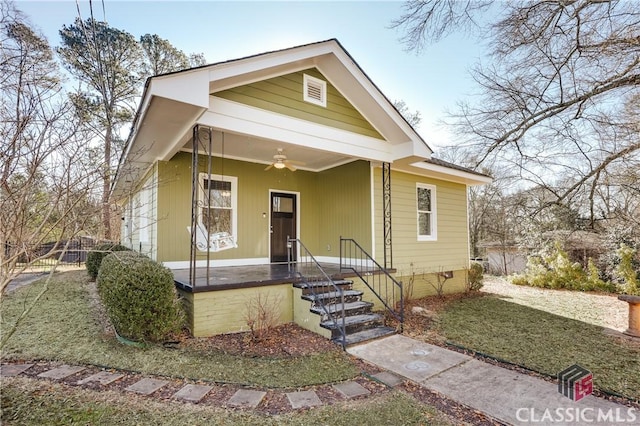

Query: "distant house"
<box><xmin>481</xmin><ymin>230</ymin><xmax>607</xmax><ymax>276</ymax></box>
<box><xmin>480</xmin><ymin>241</ymin><xmax>527</xmax><ymax>275</ymax></box>
<box><xmin>112</xmin><ymin>39</ymin><xmax>491</xmax><ymax>344</ymax></box>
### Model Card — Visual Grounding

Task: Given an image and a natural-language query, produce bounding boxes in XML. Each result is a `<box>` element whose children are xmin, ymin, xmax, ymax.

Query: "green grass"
<box><xmin>0</xmin><ymin>271</ymin><xmax>357</xmax><ymax>387</ymax></box>
<box><xmin>1</xmin><ymin>377</ymin><xmax>451</xmax><ymax>425</ymax></box>
<box><xmin>437</xmin><ymin>294</ymin><xmax>640</xmax><ymax>400</ymax></box>
<box><xmin>1</xmin><ymin>271</ymin><xmax>456</xmax><ymax>425</ymax></box>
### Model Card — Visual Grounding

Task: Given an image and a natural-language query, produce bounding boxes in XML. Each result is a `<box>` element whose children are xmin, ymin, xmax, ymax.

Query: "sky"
<box><xmin>16</xmin><ymin>0</ymin><xmax>489</xmax><ymax>150</ymax></box>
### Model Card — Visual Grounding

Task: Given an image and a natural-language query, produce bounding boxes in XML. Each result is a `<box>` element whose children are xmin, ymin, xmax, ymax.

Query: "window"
<box><xmin>417</xmin><ymin>183</ymin><xmax>437</xmax><ymax>241</ymax></box>
<box><xmin>199</xmin><ymin>174</ymin><xmax>237</xmax><ymax>248</ymax></box>
<box><xmin>303</xmin><ymin>74</ymin><xmax>327</xmax><ymax>107</ymax></box>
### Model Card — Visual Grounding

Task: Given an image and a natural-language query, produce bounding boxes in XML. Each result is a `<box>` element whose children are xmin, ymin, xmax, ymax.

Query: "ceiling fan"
<box><xmin>264</xmin><ymin>149</ymin><xmax>305</xmax><ymax>171</ymax></box>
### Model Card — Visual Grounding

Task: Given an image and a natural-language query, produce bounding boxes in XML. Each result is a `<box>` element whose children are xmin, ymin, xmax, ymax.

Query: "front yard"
<box><xmin>403</xmin><ymin>276</ymin><xmax>640</xmax><ymax>402</ymax></box>
<box><xmin>0</xmin><ymin>271</ymin><xmax>467</xmax><ymax>425</ymax></box>
<box><xmin>2</xmin><ymin>271</ymin><xmax>638</xmax><ymax>424</ymax></box>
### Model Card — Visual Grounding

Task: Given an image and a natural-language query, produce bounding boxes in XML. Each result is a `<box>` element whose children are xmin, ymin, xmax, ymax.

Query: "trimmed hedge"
<box><xmin>467</xmin><ymin>261</ymin><xmax>484</xmax><ymax>291</ymax></box>
<box><xmin>86</xmin><ymin>243</ymin><xmax>131</xmax><ymax>280</ymax></box>
<box><xmin>96</xmin><ymin>251</ymin><xmax>183</xmax><ymax>342</ymax></box>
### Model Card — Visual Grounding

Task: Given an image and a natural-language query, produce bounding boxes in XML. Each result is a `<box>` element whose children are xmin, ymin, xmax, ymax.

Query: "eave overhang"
<box><xmin>112</xmin><ymin>39</ymin><xmax>464</xmax><ymax>200</ymax></box>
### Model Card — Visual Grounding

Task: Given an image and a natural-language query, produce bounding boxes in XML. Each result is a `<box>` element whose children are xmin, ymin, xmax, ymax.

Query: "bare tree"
<box><xmin>391</xmin><ymin>0</ymin><xmax>493</xmax><ymax>52</ymax></box>
<box><xmin>1</xmin><ymin>0</ymin><xmax>100</xmax><ymax>300</ymax></box>
<box><xmin>393</xmin><ymin>99</ymin><xmax>422</xmax><ymax>128</ymax></box>
<box><xmin>394</xmin><ymin>0</ymin><xmax>640</xmax><ymax>231</ymax></box>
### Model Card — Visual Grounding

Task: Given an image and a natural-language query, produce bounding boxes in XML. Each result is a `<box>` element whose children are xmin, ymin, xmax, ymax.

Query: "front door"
<box><xmin>270</xmin><ymin>192</ymin><xmax>296</xmax><ymax>263</ymax></box>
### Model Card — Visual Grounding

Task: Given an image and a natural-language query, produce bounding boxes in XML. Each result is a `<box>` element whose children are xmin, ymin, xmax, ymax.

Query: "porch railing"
<box><xmin>288</xmin><ymin>238</ymin><xmax>347</xmax><ymax>349</ymax></box>
<box><xmin>339</xmin><ymin>237</ymin><xmax>404</xmax><ymax>331</ymax></box>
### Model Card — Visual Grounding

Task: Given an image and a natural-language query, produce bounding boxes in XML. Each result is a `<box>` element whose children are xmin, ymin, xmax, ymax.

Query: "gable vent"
<box><xmin>303</xmin><ymin>74</ymin><xmax>327</xmax><ymax>107</ymax></box>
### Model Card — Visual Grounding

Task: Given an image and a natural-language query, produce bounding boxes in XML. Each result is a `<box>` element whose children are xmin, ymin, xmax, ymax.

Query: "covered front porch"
<box><xmin>172</xmin><ymin>262</ymin><xmax>348</xmax><ymax>292</ymax></box>
<box><xmin>173</xmin><ymin>239</ymin><xmax>403</xmax><ymax>345</ymax></box>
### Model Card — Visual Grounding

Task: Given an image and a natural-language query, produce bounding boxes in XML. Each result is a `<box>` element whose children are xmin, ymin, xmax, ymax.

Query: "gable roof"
<box><xmin>113</xmin><ymin>39</ymin><xmax>489</xmax><ymax>198</ymax></box>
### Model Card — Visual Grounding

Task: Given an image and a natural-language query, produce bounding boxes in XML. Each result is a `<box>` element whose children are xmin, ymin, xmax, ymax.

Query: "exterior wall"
<box><xmin>178</xmin><ymin>284</ymin><xmax>293</xmax><ymax>337</ymax></box>
<box><xmin>215</xmin><ymin>68</ymin><xmax>383</xmax><ymax>139</ymax></box>
<box><xmin>119</xmin><ymin>166</ymin><xmax>158</xmax><ymax>260</ymax></box>
<box><xmin>314</xmin><ymin>160</ymin><xmax>372</xmax><ymax>257</ymax></box>
<box><xmin>373</xmin><ymin>166</ymin><xmax>471</xmax><ymax>298</ymax></box>
<box><xmin>292</xmin><ymin>287</ymin><xmax>331</xmax><ymax>338</ymax></box>
<box><xmin>156</xmin><ymin>153</ymin><xmax>372</xmax><ymax>265</ymax></box>
<box><xmin>396</xmin><ymin>270</ymin><xmax>467</xmax><ymax>299</ymax></box>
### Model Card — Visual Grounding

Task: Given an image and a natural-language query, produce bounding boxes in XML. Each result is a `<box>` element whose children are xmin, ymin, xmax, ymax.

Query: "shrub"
<box><xmin>616</xmin><ymin>244</ymin><xmax>640</xmax><ymax>295</ymax></box>
<box><xmin>244</xmin><ymin>292</ymin><xmax>283</xmax><ymax>341</ymax></box>
<box><xmin>511</xmin><ymin>242</ymin><xmax>617</xmax><ymax>293</ymax></box>
<box><xmin>97</xmin><ymin>251</ymin><xmax>184</xmax><ymax>342</ymax></box>
<box><xmin>466</xmin><ymin>261</ymin><xmax>484</xmax><ymax>291</ymax></box>
<box><xmin>86</xmin><ymin>243</ymin><xmax>130</xmax><ymax>281</ymax></box>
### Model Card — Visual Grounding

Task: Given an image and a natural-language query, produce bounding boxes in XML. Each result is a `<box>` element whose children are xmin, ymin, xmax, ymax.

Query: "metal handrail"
<box><xmin>339</xmin><ymin>237</ymin><xmax>404</xmax><ymax>331</ymax></box>
<box><xmin>288</xmin><ymin>238</ymin><xmax>347</xmax><ymax>349</ymax></box>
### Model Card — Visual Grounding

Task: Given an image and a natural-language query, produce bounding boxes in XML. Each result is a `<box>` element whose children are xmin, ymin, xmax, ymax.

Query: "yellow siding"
<box><xmin>156</xmin><ymin>154</ymin><xmax>372</xmax><ymax>264</ymax></box>
<box><xmin>292</xmin><ymin>287</ymin><xmax>331</xmax><ymax>338</ymax></box>
<box><xmin>373</xmin><ymin>167</ymin><xmax>470</xmax><ymax>286</ymax></box>
<box><xmin>120</xmin><ymin>167</ymin><xmax>157</xmax><ymax>260</ymax></box>
<box><xmin>157</xmin><ymin>152</ymin><xmax>320</xmax><ymax>263</ymax></box>
<box><xmin>215</xmin><ymin>69</ymin><xmax>383</xmax><ymax>139</ymax></box>
<box><xmin>182</xmin><ymin>284</ymin><xmax>293</xmax><ymax>337</ymax></box>
<box><xmin>396</xmin><ymin>270</ymin><xmax>467</xmax><ymax>300</ymax></box>
<box><xmin>315</xmin><ymin>160</ymin><xmax>372</xmax><ymax>255</ymax></box>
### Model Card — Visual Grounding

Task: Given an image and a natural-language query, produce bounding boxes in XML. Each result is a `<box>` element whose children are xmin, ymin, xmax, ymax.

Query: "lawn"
<box><xmin>0</xmin><ymin>271</ymin><xmax>357</xmax><ymax>387</ymax></box>
<box><xmin>1</xmin><ymin>376</ymin><xmax>450</xmax><ymax>426</ymax></box>
<box><xmin>0</xmin><ymin>270</ymin><xmax>457</xmax><ymax>425</ymax></box>
<box><xmin>420</xmin><ymin>277</ymin><xmax>640</xmax><ymax>401</ymax></box>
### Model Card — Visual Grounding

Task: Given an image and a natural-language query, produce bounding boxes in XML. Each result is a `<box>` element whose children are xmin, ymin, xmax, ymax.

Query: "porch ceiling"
<box><xmin>179</xmin><ymin>130</ymin><xmax>354</xmax><ymax>172</ymax></box>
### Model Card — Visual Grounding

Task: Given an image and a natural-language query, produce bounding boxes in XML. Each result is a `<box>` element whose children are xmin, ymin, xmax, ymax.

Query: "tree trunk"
<box><xmin>103</xmin><ymin>125</ymin><xmax>112</xmax><ymax>240</ymax></box>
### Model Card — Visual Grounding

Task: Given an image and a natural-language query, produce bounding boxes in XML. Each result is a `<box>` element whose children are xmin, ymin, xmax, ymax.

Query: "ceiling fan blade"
<box><xmin>285</xmin><ymin>162</ymin><xmax>297</xmax><ymax>171</ymax></box>
<box><xmin>264</xmin><ymin>164</ymin><xmax>273</xmax><ymax>171</ymax></box>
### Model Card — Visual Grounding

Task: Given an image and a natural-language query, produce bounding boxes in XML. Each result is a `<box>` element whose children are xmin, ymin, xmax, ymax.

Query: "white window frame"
<box><xmin>303</xmin><ymin>74</ymin><xmax>327</xmax><ymax>107</ymax></box>
<box><xmin>198</xmin><ymin>173</ymin><xmax>238</xmax><ymax>241</ymax></box>
<box><xmin>417</xmin><ymin>183</ymin><xmax>437</xmax><ymax>241</ymax></box>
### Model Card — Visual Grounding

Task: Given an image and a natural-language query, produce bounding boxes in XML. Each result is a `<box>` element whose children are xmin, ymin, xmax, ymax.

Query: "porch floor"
<box><xmin>173</xmin><ymin>262</ymin><xmax>350</xmax><ymax>293</ymax></box>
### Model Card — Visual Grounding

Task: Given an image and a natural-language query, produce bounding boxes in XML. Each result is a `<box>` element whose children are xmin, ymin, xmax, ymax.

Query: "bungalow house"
<box><xmin>112</xmin><ymin>39</ymin><xmax>491</xmax><ymax>346</ymax></box>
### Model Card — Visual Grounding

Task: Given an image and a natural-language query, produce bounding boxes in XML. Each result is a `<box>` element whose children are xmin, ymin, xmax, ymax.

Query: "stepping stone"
<box><xmin>77</xmin><ymin>371</ymin><xmax>124</xmax><ymax>386</ymax></box>
<box><xmin>37</xmin><ymin>365</ymin><xmax>85</xmax><ymax>380</ymax></box>
<box><xmin>286</xmin><ymin>390</ymin><xmax>322</xmax><ymax>409</ymax></box>
<box><xmin>0</xmin><ymin>364</ymin><xmax>33</xmax><ymax>377</ymax></box>
<box><xmin>173</xmin><ymin>384</ymin><xmax>213</xmax><ymax>403</ymax></box>
<box><xmin>126</xmin><ymin>378</ymin><xmax>169</xmax><ymax>395</ymax></box>
<box><xmin>227</xmin><ymin>389</ymin><xmax>266</xmax><ymax>408</ymax></box>
<box><xmin>372</xmin><ymin>371</ymin><xmax>404</xmax><ymax>387</ymax></box>
<box><xmin>333</xmin><ymin>381</ymin><xmax>370</xmax><ymax>398</ymax></box>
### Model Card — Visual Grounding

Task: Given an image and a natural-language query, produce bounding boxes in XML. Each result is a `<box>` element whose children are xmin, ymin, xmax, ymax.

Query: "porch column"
<box><xmin>382</xmin><ymin>161</ymin><xmax>392</xmax><ymax>269</ymax></box>
<box><xmin>189</xmin><ymin>125</ymin><xmax>213</xmax><ymax>287</ymax></box>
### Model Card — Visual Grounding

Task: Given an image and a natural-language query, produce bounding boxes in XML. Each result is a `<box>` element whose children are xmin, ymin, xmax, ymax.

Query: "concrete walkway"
<box><xmin>348</xmin><ymin>335</ymin><xmax>637</xmax><ymax>426</ymax></box>
<box><xmin>2</xmin><ymin>334</ymin><xmax>636</xmax><ymax>423</ymax></box>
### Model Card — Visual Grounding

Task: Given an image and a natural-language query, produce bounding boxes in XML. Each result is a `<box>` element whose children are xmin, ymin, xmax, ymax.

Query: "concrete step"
<box><xmin>333</xmin><ymin>326</ymin><xmax>396</xmax><ymax>347</ymax></box>
<box><xmin>293</xmin><ymin>279</ymin><xmax>352</xmax><ymax>295</ymax></box>
<box><xmin>301</xmin><ymin>289</ymin><xmax>363</xmax><ymax>305</ymax></box>
<box><xmin>320</xmin><ymin>313</ymin><xmax>384</xmax><ymax>337</ymax></box>
<box><xmin>310</xmin><ymin>300</ymin><xmax>374</xmax><ymax>321</ymax></box>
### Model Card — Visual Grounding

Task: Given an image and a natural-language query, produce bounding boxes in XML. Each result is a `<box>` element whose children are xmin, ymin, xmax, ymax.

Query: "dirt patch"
<box><xmin>181</xmin><ymin>323</ymin><xmax>339</xmax><ymax>358</ymax></box>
